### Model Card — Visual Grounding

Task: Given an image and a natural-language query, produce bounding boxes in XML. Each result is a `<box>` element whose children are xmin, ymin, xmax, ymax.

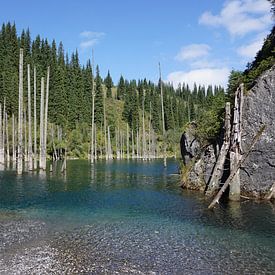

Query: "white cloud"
<box><xmin>199</xmin><ymin>0</ymin><xmax>272</xmax><ymax>36</ymax></box>
<box><xmin>167</xmin><ymin>68</ymin><xmax>230</xmax><ymax>89</ymax></box>
<box><xmin>237</xmin><ymin>34</ymin><xmax>266</xmax><ymax>58</ymax></box>
<box><xmin>175</xmin><ymin>44</ymin><xmax>210</xmax><ymax>61</ymax></box>
<box><xmin>79</xmin><ymin>31</ymin><xmax>105</xmax><ymax>50</ymax></box>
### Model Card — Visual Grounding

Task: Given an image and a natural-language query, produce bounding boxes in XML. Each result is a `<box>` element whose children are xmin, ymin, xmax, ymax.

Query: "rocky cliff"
<box><xmin>181</xmin><ymin>65</ymin><xmax>275</xmax><ymax>198</ymax></box>
<box><xmin>240</xmin><ymin>65</ymin><xmax>275</xmax><ymax>198</ymax></box>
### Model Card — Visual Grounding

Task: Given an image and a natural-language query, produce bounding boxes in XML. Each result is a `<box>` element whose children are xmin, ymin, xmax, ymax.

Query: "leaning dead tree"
<box><xmin>17</xmin><ymin>48</ymin><xmax>24</xmax><ymax>174</ymax></box>
<box><xmin>206</xmin><ymin>102</ymin><xmax>231</xmax><ymax>196</ymax></box>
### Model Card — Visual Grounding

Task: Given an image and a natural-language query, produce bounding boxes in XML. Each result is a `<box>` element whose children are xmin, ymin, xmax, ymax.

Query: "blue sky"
<box><xmin>0</xmin><ymin>0</ymin><xmax>273</xmax><ymax>87</ymax></box>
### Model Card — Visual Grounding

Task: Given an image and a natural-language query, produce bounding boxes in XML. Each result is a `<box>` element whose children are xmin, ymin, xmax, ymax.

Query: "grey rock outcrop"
<box><xmin>240</xmin><ymin>65</ymin><xmax>275</xmax><ymax>197</ymax></box>
<box><xmin>180</xmin><ymin>65</ymin><xmax>275</xmax><ymax>198</ymax></box>
<box><xmin>180</xmin><ymin>123</ymin><xmax>219</xmax><ymax>191</ymax></box>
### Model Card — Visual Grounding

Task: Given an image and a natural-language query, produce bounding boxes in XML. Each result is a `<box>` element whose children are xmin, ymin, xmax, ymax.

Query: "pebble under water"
<box><xmin>0</xmin><ymin>160</ymin><xmax>274</xmax><ymax>274</ymax></box>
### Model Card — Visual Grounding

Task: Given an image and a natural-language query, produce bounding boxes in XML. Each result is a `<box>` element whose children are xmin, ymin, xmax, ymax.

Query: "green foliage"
<box><xmin>104</xmin><ymin>70</ymin><xmax>113</xmax><ymax>98</ymax></box>
<box><xmin>243</xmin><ymin>26</ymin><xmax>275</xmax><ymax>89</ymax></box>
<box><xmin>94</xmin><ymin>65</ymin><xmax>104</xmax><ymax>125</ymax></box>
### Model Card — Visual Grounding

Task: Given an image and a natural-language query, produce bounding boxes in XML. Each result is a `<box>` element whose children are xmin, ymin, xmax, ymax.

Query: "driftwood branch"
<box><xmin>208</xmin><ymin>125</ymin><xmax>266</xmax><ymax>209</ymax></box>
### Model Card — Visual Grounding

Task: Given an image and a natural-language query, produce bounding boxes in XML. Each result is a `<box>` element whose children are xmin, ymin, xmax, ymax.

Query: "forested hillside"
<box><xmin>0</xmin><ymin>22</ymin><xmax>226</xmax><ymax>159</ymax></box>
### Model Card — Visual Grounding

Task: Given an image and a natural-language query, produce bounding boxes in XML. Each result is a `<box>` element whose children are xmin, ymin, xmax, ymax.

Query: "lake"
<box><xmin>0</xmin><ymin>159</ymin><xmax>274</xmax><ymax>274</ymax></box>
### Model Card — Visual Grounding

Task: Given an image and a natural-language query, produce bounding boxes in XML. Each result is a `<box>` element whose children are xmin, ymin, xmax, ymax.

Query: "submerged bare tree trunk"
<box><xmin>107</xmin><ymin>125</ymin><xmax>113</xmax><ymax>159</ymax></box>
<box><xmin>206</xmin><ymin>102</ymin><xmax>231</xmax><ymax>196</ymax></box>
<box><xmin>142</xmin><ymin>90</ymin><xmax>146</xmax><ymax>160</ymax></box>
<box><xmin>3</xmin><ymin>98</ymin><xmax>6</xmax><ymax>163</ymax></box>
<box><xmin>39</xmin><ymin>77</ymin><xmax>45</xmax><ymax>170</ymax></box>
<box><xmin>24</xmin><ymin>109</ymin><xmax>27</xmax><ymax>162</ymax></box>
<box><xmin>17</xmin><ymin>49</ymin><xmax>24</xmax><ymax>174</ymax></box>
<box><xmin>27</xmin><ymin>64</ymin><xmax>33</xmax><ymax>170</ymax></box>
<box><xmin>148</xmin><ymin>102</ymin><xmax>152</xmax><ymax>160</ymax></box>
<box><xmin>33</xmin><ymin>67</ymin><xmax>37</xmax><ymax>170</ymax></box>
<box><xmin>131</xmin><ymin>129</ymin><xmax>135</xmax><ymax>159</ymax></box>
<box><xmin>127</xmin><ymin>124</ymin><xmax>130</xmax><ymax>159</ymax></box>
<box><xmin>91</xmin><ymin>50</ymin><xmax>95</xmax><ymax>163</ymax></box>
<box><xmin>229</xmin><ymin>84</ymin><xmax>244</xmax><ymax>201</ymax></box>
<box><xmin>0</xmin><ymin>104</ymin><xmax>3</xmax><ymax>164</ymax></box>
<box><xmin>5</xmin><ymin>113</ymin><xmax>10</xmax><ymax>165</ymax></box>
<box><xmin>12</xmin><ymin>114</ymin><xmax>16</xmax><ymax>163</ymax></box>
<box><xmin>94</xmin><ymin>124</ymin><xmax>97</xmax><ymax>160</ymax></box>
<box><xmin>159</xmin><ymin>63</ymin><xmax>166</xmax><ymax>167</ymax></box>
<box><xmin>41</xmin><ymin>67</ymin><xmax>50</xmax><ymax>170</ymax></box>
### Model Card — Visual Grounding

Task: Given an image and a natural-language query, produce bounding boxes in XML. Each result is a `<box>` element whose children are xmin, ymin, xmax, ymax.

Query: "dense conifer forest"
<box><xmin>0</xmin><ymin>22</ymin><xmax>226</xmax><ymax>159</ymax></box>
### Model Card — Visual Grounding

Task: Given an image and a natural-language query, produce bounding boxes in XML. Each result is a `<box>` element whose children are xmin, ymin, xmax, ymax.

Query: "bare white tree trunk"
<box><xmin>33</xmin><ymin>66</ymin><xmax>37</xmax><ymax>170</ymax></box>
<box><xmin>107</xmin><ymin>125</ymin><xmax>112</xmax><ymax>159</ymax></box>
<box><xmin>142</xmin><ymin>90</ymin><xmax>146</xmax><ymax>161</ymax></box>
<box><xmin>39</xmin><ymin>77</ymin><xmax>45</xmax><ymax>170</ymax></box>
<box><xmin>136</xmin><ymin>130</ymin><xmax>139</xmax><ymax>159</ymax></box>
<box><xmin>131</xmin><ymin>129</ymin><xmax>135</xmax><ymax>159</ymax></box>
<box><xmin>94</xmin><ymin>124</ymin><xmax>97</xmax><ymax>160</ymax></box>
<box><xmin>12</xmin><ymin>114</ymin><xmax>16</xmax><ymax>163</ymax></box>
<box><xmin>3</xmin><ymin>98</ymin><xmax>6</xmax><ymax>163</ymax></box>
<box><xmin>206</xmin><ymin>102</ymin><xmax>231</xmax><ymax>196</ymax></box>
<box><xmin>0</xmin><ymin>104</ymin><xmax>3</xmax><ymax>164</ymax></box>
<box><xmin>41</xmin><ymin>67</ymin><xmax>50</xmax><ymax>170</ymax></box>
<box><xmin>27</xmin><ymin>64</ymin><xmax>33</xmax><ymax>170</ymax></box>
<box><xmin>17</xmin><ymin>49</ymin><xmax>24</xmax><ymax>174</ymax></box>
<box><xmin>24</xmin><ymin>109</ymin><xmax>27</xmax><ymax>162</ymax></box>
<box><xmin>159</xmin><ymin>63</ymin><xmax>166</xmax><ymax>167</ymax></box>
<box><xmin>91</xmin><ymin>50</ymin><xmax>95</xmax><ymax>163</ymax></box>
<box><xmin>148</xmin><ymin>102</ymin><xmax>152</xmax><ymax>160</ymax></box>
<box><xmin>229</xmin><ymin>84</ymin><xmax>244</xmax><ymax>201</ymax></box>
<box><xmin>104</xmin><ymin>91</ymin><xmax>107</xmax><ymax>160</ymax></box>
<box><xmin>5</xmin><ymin>113</ymin><xmax>10</xmax><ymax>165</ymax></box>
<box><xmin>127</xmin><ymin>124</ymin><xmax>129</xmax><ymax>159</ymax></box>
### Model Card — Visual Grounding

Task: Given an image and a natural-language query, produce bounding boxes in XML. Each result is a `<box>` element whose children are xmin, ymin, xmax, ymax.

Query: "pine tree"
<box><xmin>104</xmin><ymin>70</ymin><xmax>113</xmax><ymax>98</ymax></box>
<box><xmin>117</xmin><ymin>75</ymin><xmax>125</xmax><ymax>100</ymax></box>
<box><xmin>94</xmin><ymin>65</ymin><xmax>104</xmax><ymax>124</ymax></box>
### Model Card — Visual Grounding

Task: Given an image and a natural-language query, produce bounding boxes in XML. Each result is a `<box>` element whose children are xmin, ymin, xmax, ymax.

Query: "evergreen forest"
<box><xmin>0</xmin><ymin>22</ymin><xmax>226</xmax><ymax>160</ymax></box>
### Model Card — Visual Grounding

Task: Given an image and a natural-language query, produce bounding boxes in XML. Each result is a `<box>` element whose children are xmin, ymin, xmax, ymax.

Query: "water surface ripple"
<box><xmin>0</xmin><ymin>160</ymin><xmax>274</xmax><ymax>274</ymax></box>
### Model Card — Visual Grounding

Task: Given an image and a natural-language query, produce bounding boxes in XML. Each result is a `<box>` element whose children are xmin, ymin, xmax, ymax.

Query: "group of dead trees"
<box><xmin>90</xmin><ymin>61</ymin><xmax>168</xmax><ymax>166</ymax></box>
<box><xmin>0</xmin><ymin>49</ymin><xmax>66</xmax><ymax>174</ymax></box>
<box><xmin>204</xmin><ymin>84</ymin><xmax>266</xmax><ymax>208</ymax></box>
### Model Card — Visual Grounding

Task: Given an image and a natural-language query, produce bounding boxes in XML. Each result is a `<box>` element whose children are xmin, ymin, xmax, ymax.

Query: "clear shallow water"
<box><xmin>0</xmin><ymin>160</ymin><xmax>274</xmax><ymax>274</ymax></box>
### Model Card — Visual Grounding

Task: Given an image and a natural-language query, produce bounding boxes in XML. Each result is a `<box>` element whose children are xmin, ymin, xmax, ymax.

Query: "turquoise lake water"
<box><xmin>0</xmin><ymin>159</ymin><xmax>274</xmax><ymax>274</ymax></box>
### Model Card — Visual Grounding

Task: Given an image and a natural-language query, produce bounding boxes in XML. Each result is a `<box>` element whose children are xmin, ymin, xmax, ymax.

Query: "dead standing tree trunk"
<box><xmin>0</xmin><ymin>104</ymin><xmax>3</xmax><ymax>165</ymax></box>
<box><xmin>41</xmin><ymin>67</ymin><xmax>50</xmax><ymax>171</ymax></box>
<box><xmin>27</xmin><ymin>64</ymin><xmax>33</xmax><ymax>170</ymax></box>
<box><xmin>33</xmin><ymin>66</ymin><xmax>37</xmax><ymax>170</ymax></box>
<box><xmin>159</xmin><ymin>62</ymin><xmax>167</xmax><ymax>167</ymax></box>
<box><xmin>205</xmin><ymin>102</ymin><xmax>231</xmax><ymax>196</ymax></box>
<box><xmin>208</xmin><ymin>125</ymin><xmax>265</xmax><ymax>209</ymax></box>
<box><xmin>39</xmin><ymin>77</ymin><xmax>45</xmax><ymax>170</ymax></box>
<box><xmin>12</xmin><ymin>114</ymin><xmax>16</xmax><ymax>163</ymax></box>
<box><xmin>17</xmin><ymin>48</ymin><xmax>24</xmax><ymax>175</ymax></box>
<box><xmin>91</xmin><ymin>50</ymin><xmax>95</xmax><ymax>163</ymax></box>
<box><xmin>5</xmin><ymin>113</ymin><xmax>10</xmax><ymax>165</ymax></box>
<box><xmin>229</xmin><ymin>84</ymin><xmax>244</xmax><ymax>201</ymax></box>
